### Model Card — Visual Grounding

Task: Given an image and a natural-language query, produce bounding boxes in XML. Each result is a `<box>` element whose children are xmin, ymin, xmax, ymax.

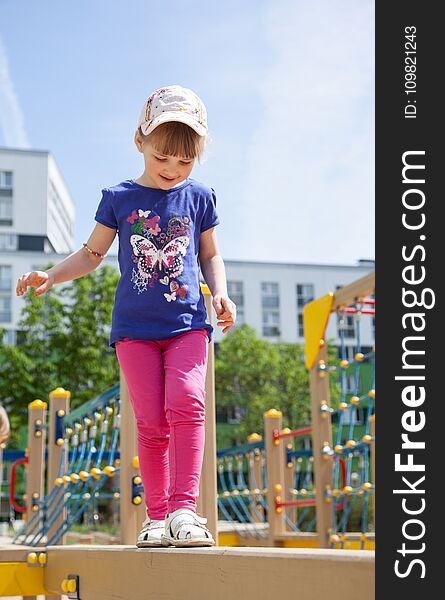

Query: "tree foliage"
<box><xmin>0</xmin><ymin>262</ymin><xmax>120</xmax><ymax>447</ymax></box>
<box><xmin>215</xmin><ymin>324</ymin><xmax>340</xmax><ymax>447</ymax></box>
<box><xmin>216</xmin><ymin>325</ymin><xmax>308</xmax><ymax>445</ymax></box>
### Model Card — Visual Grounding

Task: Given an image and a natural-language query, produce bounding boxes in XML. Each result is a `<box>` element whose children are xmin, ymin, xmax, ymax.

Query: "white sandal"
<box><xmin>161</xmin><ymin>508</ymin><xmax>215</xmax><ymax>547</ymax></box>
<box><xmin>136</xmin><ymin>517</ymin><xmax>165</xmax><ymax>548</ymax></box>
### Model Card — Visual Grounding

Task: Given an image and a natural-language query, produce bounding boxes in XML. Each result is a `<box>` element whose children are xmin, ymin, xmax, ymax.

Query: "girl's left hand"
<box><xmin>213</xmin><ymin>294</ymin><xmax>236</xmax><ymax>334</ymax></box>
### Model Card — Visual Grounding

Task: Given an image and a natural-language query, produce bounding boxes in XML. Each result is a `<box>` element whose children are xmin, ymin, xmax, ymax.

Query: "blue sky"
<box><xmin>0</xmin><ymin>0</ymin><xmax>374</xmax><ymax>264</ymax></box>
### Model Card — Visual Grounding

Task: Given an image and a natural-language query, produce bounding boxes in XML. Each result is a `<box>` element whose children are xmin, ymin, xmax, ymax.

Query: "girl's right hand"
<box><xmin>16</xmin><ymin>271</ymin><xmax>55</xmax><ymax>297</ymax></box>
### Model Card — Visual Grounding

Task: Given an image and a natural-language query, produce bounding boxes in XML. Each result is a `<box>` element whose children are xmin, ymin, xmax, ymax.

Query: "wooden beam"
<box><xmin>43</xmin><ymin>545</ymin><xmax>375</xmax><ymax>600</ymax></box>
<box><xmin>197</xmin><ymin>285</ymin><xmax>218</xmax><ymax>544</ymax></box>
<box><xmin>263</xmin><ymin>409</ymin><xmax>286</xmax><ymax>545</ymax></box>
<box><xmin>333</xmin><ymin>272</ymin><xmax>375</xmax><ymax>309</ymax></box>
<box><xmin>46</xmin><ymin>387</ymin><xmax>70</xmax><ymax>548</ymax></box>
<box><xmin>309</xmin><ymin>344</ymin><xmax>334</xmax><ymax>548</ymax></box>
<box><xmin>26</xmin><ymin>400</ymin><xmax>47</xmax><ymax>525</ymax></box>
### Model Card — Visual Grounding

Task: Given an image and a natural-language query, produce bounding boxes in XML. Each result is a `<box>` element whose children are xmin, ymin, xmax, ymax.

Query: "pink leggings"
<box><xmin>115</xmin><ymin>329</ymin><xmax>209</xmax><ymax>520</ymax></box>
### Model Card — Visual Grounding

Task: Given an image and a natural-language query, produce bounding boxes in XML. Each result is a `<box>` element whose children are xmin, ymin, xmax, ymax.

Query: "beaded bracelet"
<box><xmin>83</xmin><ymin>243</ymin><xmax>107</xmax><ymax>259</ymax></box>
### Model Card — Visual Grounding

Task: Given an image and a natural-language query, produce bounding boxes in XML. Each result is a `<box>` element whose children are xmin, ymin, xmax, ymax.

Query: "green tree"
<box><xmin>215</xmin><ymin>325</ymin><xmax>308</xmax><ymax>446</ymax></box>
<box><xmin>214</xmin><ymin>324</ymin><xmax>341</xmax><ymax>449</ymax></box>
<box><xmin>215</xmin><ymin>324</ymin><xmax>280</xmax><ymax>445</ymax></box>
<box><xmin>0</xmin><ymin>262</ymin><xmax>120</xmax><ymax>447</ymax></box>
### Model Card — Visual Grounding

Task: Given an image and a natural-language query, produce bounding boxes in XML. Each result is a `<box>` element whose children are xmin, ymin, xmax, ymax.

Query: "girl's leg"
<box><xmin>115</xmin><ymin>339</ymin><xmax>169</xmax><ymax>520</ymax></box>
<box><xmin>161</xmin><ymin>329</ymin><xmax>209</xmax><ymax>514</ymax></box>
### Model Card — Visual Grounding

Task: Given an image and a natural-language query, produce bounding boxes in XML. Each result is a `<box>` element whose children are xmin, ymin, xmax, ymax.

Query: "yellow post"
<box><xmin>281</xmin><ymin>429</ymin><xmax>296</xmax><ymax>530</ymax></box>
<box><xmin>26</xmin><ymin>400</ymin><xmax>47</xmax><ymax>530</ymax></box>
<box><xmin>46</xmin><ymin>387</ymin><xmax>70</xmax><ymax>547</ymax></box>
<box><xmin>309</xmin><ymin>342</ymin><xmax>334</xmax><ymax>548</ymax></box>
<box><xmin>264</xmin><ymin>409</ymin><xmax>285</xmax><ymax>546</ymax></box>
<box><xmin>247</xmin><ymin>433</ymin><xmax>264</xmax><ymax>523</ymax></box>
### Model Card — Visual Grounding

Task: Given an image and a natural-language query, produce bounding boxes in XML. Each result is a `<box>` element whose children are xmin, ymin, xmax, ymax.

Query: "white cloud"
<box><xmin>237</xmin><ymin>0</ymin><xmax>374</xmax><ymax>265</ymax></box>
<box><xmin>0</xmin><ymin>35</ymin><xmax>31</xmax><ymax>148</ymax></box>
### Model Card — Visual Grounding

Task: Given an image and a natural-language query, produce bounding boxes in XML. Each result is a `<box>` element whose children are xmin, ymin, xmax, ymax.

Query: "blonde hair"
<box><xmin>138</xmin><ymin>121</ymin><xmax>210</xmax><ymax>165</ymax></box>
<box><xmin>0</xmin><ymin>404</ymin><xmax>10</xmax><ymax>446</ymax></box>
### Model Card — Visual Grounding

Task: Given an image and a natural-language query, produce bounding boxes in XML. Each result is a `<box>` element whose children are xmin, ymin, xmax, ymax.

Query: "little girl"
<box><xmin>16</xmin><ymin>84</ymin><xmax>236</xmax><ymax>548</ymax></box>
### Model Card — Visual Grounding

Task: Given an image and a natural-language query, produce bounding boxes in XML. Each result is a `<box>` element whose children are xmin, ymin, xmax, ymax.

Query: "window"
<box><xmin>0</xmin><ymin>171</ymin><xmax>13</xmax><ymax>189</ymax></box>
<box><xmin>301</xmin><ymin>437</ymin><xmax>312</xmax><ymax>451</ymax></box>
<box><xmin>339</xmin><ymin>345</ymin><xmax>359</xmax><ymax>360</ymax></box>
<box><xmin>0</xmin><ymin>296</ymin><xmax>11</xmax><ymax>322</ymax></box>
<box><xmin>16</xmin><ymin>330</ymin><xmax>26</xmax><ymax>346</ymax></box>
<box><xmin>2</xmin><ymin>329</ymin><xmax>16</xmax><ymax>345</ymax></box>
<box><xmin>261</xmin><ymin>282</ymin><xmax>279</xmax><ymax>308</ymax></box>
<box><xmin>0</xmin><ymin>265</ymin><xmax>11</xmax><ymax>291</ymax></box>
<box><xmin>345</xmin><ymin>373</ymin><xmax>361</xmax><ymax>394</ymax></box>
<box><xmin>262</xmin><ymin>310</ymin><xmax>280</xmax><ymax>337</ymax></box>
<box><xmin>216</xmin><ymin>405</ymin><xmax>246</xmax><ymax>424</ymax></box>
<box><xmin>18</xmin><ymin>235</ymin><xmax>45</xmax><ymax>251</ymax></box>
<box><xmin>296</xmin><ymin>283</ymin><xmax>314</xmax><ymax>308</ymax></box>
<box><xmin>335</xmin><ymin>284</ymin><xmax>357</xmax><ymax>339</ymax></box>
<box><xmin>261</xmin><ymin>282</ymin><xmax>280</xmax><ymax>337</ymax></box>
<box><xmin>228</xmin><ymin>281</ymin><xmax>245</xmax><ymax>326</ymax></box>
<box><xmin>227</xmin><ymin>405</ymin><xmax>246</xmax><ymax>424</ymax></box>
<box><xmin>298</xmin><ymin>313</ymin><xmax>304</xmax><ymax>337</ymax></box>
<box><xmin>0</xmin><ymin>171</ymin><xmax>13</xmax><ymax>225</ymax></box>
<box><xmin>0</xmin><ymin>197</ymin><xmax>12</xmax><ymax>226</ymax></box>
<box><xmin>0</xmin><ymin>233</ymin><xmax>17</xmax><ymax>251</ymax></box>
<box><xmin>48</xmin><ymin>180</ymin><xmax>73</xmax><ymax>237</ymax></box>
<box><xmin>343</xmin><ymin>407</ymin><xmax>365</xmax><ymax>425</ymax></box>
<box><xmin>296</xmin><ymin>283</ymin><xmax>315</xmax><ymax>336</ymax></box>
<box><xmin>338</xmin><ymin>314</ymin><xmax>355</xmax><ymax>338</ymax></box>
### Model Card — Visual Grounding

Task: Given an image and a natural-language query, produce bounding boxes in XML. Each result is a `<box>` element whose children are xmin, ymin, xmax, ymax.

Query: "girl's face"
<box><xmin>135</xmin><ymin>134</ymin><xmax>195</xmax><ymax>190</ymax></box>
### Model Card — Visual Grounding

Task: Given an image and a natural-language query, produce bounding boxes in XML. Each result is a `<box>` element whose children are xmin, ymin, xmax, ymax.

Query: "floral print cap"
<box><xmin>137</xmin><ymin>84</ymin><xmax>208</xmax><ymax>137</ymax></box>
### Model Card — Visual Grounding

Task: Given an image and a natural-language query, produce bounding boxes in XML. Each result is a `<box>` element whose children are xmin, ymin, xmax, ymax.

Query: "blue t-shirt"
<box><xmin>94</xmin><ymin>178</ymin><xmax>220</xmax><ymax>349</ymax></box>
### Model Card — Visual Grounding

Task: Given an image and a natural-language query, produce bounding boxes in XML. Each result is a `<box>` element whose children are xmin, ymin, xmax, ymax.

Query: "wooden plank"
<box><xmin>263</xmin><ymin>410</ymin><xmax>286</xmax><ymax>545</ymax></box>
<box><xmin>309</xmin><ymin>345</ymin><xmax>333</xmax><ymax>548</ymax></box>
<box><xmin>26</xmin><ymin>401</ymin><xmax>47</xmax><ymax>522</ymax></box>
<box><xmin>46</xmin><ymin>388</ymin><xmax>70</xmax><ymax>548</ymax></box>
<box><xmin>197</xmin><ymin>286</ymin><xmax>218</xmax><ymax>544</ymax></box>
<box><xmin>43</xmin><ymin>545</ymin><xmax>375</xmax><ymax>600</ymax></box>
<box><xmin>332</xmin><ymin>272</ymin><xmax>375</xmax><ymax>309</ymax></box>
<box><xmin>0</xmin><ymin>544</ymin><xmax>37</xmax><ymax>562</ymax></box>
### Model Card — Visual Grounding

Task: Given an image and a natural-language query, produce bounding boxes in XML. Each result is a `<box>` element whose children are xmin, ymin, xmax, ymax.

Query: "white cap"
<box><xmin>137</xmin><ymin>85</ymin><xmax>208</xmax><ymax>137</ymax></box>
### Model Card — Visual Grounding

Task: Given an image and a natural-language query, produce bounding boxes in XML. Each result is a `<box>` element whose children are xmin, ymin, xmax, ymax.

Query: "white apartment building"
<box><xmin>0</xmin><ymin>148</ymin><xmax>75</xmax><ymax>344</ymax></box>
<box><xmin>1</xmin><ymin>147</ymin><xmax>374</xmax><ymax>352</ymax></box>
<box><xmin>221</xmin><ymin>259</ymin><xmax>375</xmax><ymax>355</ymax></box>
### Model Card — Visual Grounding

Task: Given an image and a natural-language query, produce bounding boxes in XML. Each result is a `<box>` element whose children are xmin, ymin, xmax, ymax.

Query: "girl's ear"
<box><xmin>134</xmin><ymin>129</ymin><xmax>143</xmax><ymax>152</ymax></box>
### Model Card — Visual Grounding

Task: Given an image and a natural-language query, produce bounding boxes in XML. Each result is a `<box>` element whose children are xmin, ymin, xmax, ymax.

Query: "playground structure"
<box><xmin>0</xmin><ymin>276</ymin><xmax>375</xmax><ymax>599</ymax></box>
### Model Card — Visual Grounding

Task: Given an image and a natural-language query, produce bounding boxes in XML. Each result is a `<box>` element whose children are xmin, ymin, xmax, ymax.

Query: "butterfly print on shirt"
<box><xmin>130</xmin><ymin>235</ymin><xmax>190</xmax><ymax>279</ymax></box>
<box><xmin>128</xmin><ymin>208</ymin><xmax>191</xmax><ymax>301</ymax></box>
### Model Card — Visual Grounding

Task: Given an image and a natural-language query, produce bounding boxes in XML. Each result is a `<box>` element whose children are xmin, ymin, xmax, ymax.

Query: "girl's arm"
<box><xmin>198</xmin><ymin>227</ymin><xmax>227</xmax><ymax>296</ymax></box>
<box><xmin>47</xmin><ymin>223</ymin><xmax>117</xmax><ymax>284</ymax></box>
<box><xmin>199</xmin><ymin>227</ymin><xmax>236</xmax><ymax>334</ymax></box>
<box><xmin>16</xmin><ymin>223</ymin><xmax>117</xmax><ymax>295</ymax></box>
